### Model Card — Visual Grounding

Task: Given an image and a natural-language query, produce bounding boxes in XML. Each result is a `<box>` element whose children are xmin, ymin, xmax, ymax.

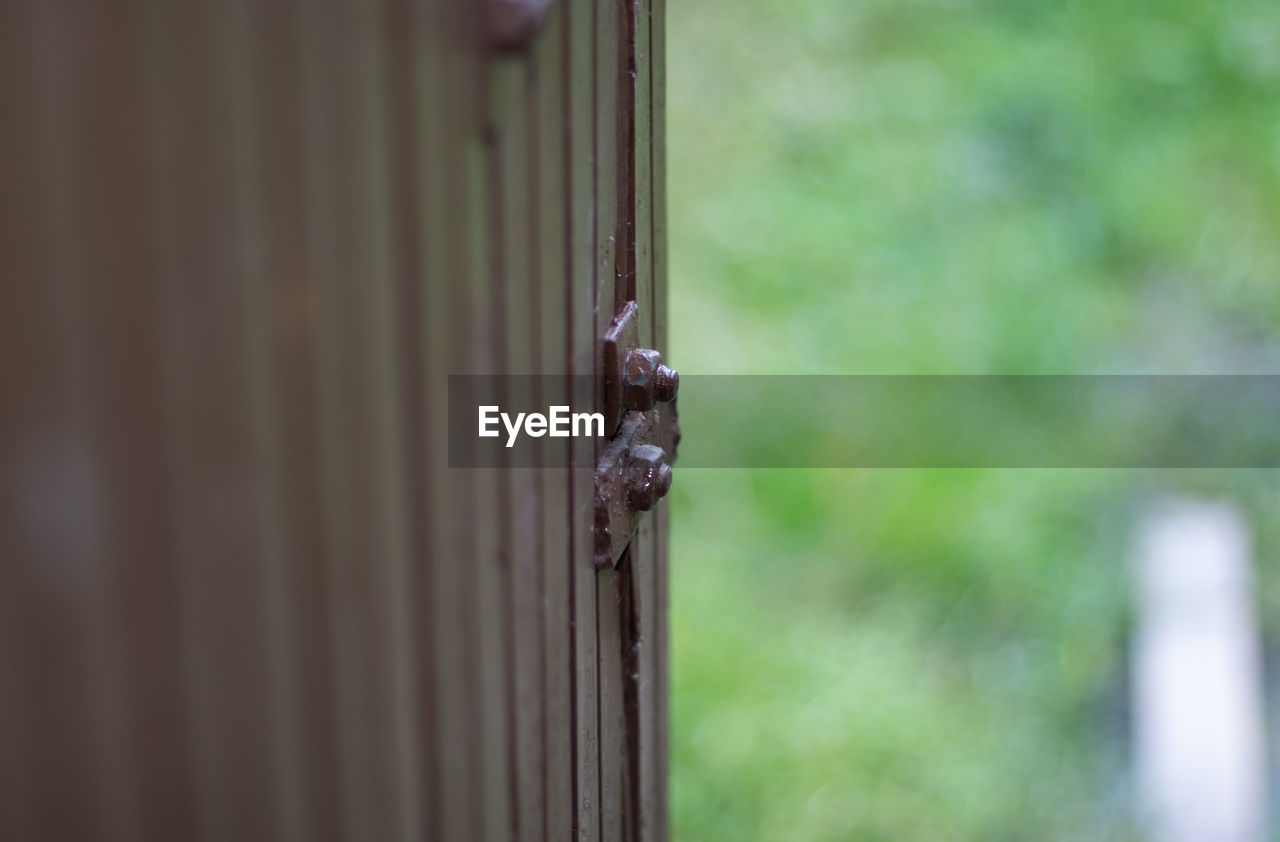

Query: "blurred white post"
<box><xmin>1132</xmin><ymin>499</ymin><xmax>1267</xmax><ymax>842</ymax></box>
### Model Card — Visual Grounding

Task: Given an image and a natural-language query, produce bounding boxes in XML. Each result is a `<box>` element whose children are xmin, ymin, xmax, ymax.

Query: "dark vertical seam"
<box><xmin>526</xmin><ymin>43</ymin><xmax>550</xmax><ymax>842</ymax></box>
<box><xmin>591</xmin><ymin>0</ymin><xmax>603</xmax><ymax>838</ymax></box>
<box><xmin>380</xmin><ymin>0</ymin><xmax>435</xmax><ymax>835</ymax></box>
<box><xmin>617</xmin><ymin>0</ymin><xmax>638</xmax><ymax>310</ymax></box>
<box><xmin>620</xmin><ymin>1</ymin><xmax>642</xmax><ymax>837</ymax></box>
<box><xmin>646</xmin><ymin>0</ymin><xmax>660</xmax><ymax>828</ymax></box>
<box><xmin>563</xmin><ymin>0</ymin><xmax>580</xmax><ymax>837</ymax></box>
<box><xmin>647</xmin><ymin>0</ymin><xmax>656</xmax><ymax>350</ymax></box>
<box><xmin>457</xmin><ymin>65</ymin><xmax>486</xmax><ymax>842</ymax></box>
<box><xmin>468</xmin><ymin>60</ymin><xmax>496</xmax><ymax>842</ymax></box>
<box><xmin>483</xmin><ymin>124</ymin><xmax>520</xmax><ymax>842</ymax></box>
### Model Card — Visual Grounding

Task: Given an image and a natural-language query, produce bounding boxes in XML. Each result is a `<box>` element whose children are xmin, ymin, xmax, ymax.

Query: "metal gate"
<box><xmin>0</xmin><ymin>0</ymin><xmax>670</xmax><ymax>839</ymax></box>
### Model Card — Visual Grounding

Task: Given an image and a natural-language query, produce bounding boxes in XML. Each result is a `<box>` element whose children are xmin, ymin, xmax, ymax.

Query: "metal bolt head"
<box><xmin>625</xmin><ymin>444</ymin><xmax>672</xmax><ymax>511</ymax></box>
<box><xmin>623</xmin><ymin>348</ymin><xmax>679</xmax><ymax>412</ymax></box>
<box><xmin>654</xmin><ymin>364</ymin><xmax>678</xmax><ymax>403</ymax></box>
<box><xmin>486</xmin><ymin>0</ymin><xmax>553</xmax><ymax>50</ymax></box>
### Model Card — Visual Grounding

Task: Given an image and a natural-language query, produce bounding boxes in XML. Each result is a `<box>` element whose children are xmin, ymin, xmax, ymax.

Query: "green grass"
<box><xmin>667</xmin><ymin>0</ymin><xmax>1280</xmax><ymax>838</ymax></box>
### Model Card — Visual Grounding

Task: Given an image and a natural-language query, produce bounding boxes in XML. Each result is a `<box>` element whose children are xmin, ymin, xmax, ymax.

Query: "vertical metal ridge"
<box><xmin>12</xmin><ymin>5</ymin><xmax>149</xmax><ymax>839</ymax></box>
<box><xmin>379</xmin><ymin>0</ymin><xmax>436</xmax><ymax>838</ymax></box>
<box><xmin>615</xmin><ymin>0</ymin><xmax>638</xmax><ymax>311</ymax></box>
<box><xmin>533</xmin><ymin>8</ymin><xmax>575</xmax><ymax>838</ymax></box>
<box><xmin>147</xmin><ymin>0</ymin><xmax>298</xmax><ymax>835</ymax></box>
<box><xmin>221</xmin><ymin>2</ymin><xmax>307</xmax><ymax>839</ymax></box>
<box><xmin>434</xmin><ymin>35</ymin><xmax>485</xmax><ymax>841</ymax></box>
<box><xmin>595</xmin><ymin>0</ymin><xmax>634</xmax><ymax>836</ymax></box>
<box><xmin>591</xmin><ymin>2</ymin><xmax>607</xmax><ymax>838</ymax></box>
<box><xmin>647</xmin><ymin>1</ymin><xmax>669</xmax><ymax>836</ymax></box>
<box><xmin>561</xmin><ymin>0</ymin><xmax>582</xmax><ymax>833</ymax></box>
<box><xmin>298</xmin><ymin>2</ymin><xmax>371</xmax><ymax>837</ymax></box>
<box><xmin>0</xmin><ymin>13</ymin><xmax>36</xmax><ymax>834</ymax></box>
<box><xmin>100</xmin><ymin>2</ymin><xmax>225</xmax><ymax>838</ymax></box>
<box><xmin>276</xmin><ymin>0</ymin><xmax>344</xmax><ymax>833</ymax></box>
<box><xmin>419</xmin><ymin>0</ymin><xmax>464</xmax><ymax>838</ymax></box>
<box><xmin>490</xmin><ymin>35</ymin><xmax>551</xmax><ymax>842</ymax></box>
<box><xmin>138</xmin><ymin>1</ymin><xmax>221</xmax><ymax>836</ymax></box>
<box><xmin>558</xmin><ymin>1</ymin><xmax>586</xmax><ymax>837</ymax></box>
<box><xmin>568</xmin><ymin>0</ymin><xmax>602</xmax><ymax>835</ymax></box>
<box><xmin>629</xmin><ymin>0</ymin><xmax>664</xmax><ymax>834</ymax></box>
<box><xmin>484</xmin><ymin>91</ymin><xmax>527</xmax><ymax>842</ymax></box>
<box><xmin>482</xmin><ymin>91</ymin><xmax>518</xmax><ymax>842</ymax></box>
<box><xmin>354</xmin><ymin>0</ymin><xmax>425</xmax><ymax>837</ymax></box>
<box><xmin>469</xmin><ymin>73</ymin><xmax>512</xmax><ymax>836</ymax></box>
<box><xmin>526</xmin><ymin>51</ymin><xmax>552</xmax><ymax>842</ymax></box>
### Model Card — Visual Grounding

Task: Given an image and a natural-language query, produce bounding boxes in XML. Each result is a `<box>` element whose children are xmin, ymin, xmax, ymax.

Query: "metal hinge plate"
<box><xmin>593</xmin><ymin>404</ymin><xmax>679</xmax><ymax>570</ymax></box>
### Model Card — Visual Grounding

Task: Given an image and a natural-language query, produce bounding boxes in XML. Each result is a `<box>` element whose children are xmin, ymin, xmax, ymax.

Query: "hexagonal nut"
<box><xmin>625</xmin><ymin>444</ymin><xmax>672</xmax><ymax>511</ymax></box>
<box><xmin>623</xmin><ymin>348</ymin><xmax>679</xmax><ymax>412</ymax></box>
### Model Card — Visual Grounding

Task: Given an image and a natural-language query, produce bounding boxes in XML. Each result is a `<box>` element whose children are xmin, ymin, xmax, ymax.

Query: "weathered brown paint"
<box><xmin>0</xmin><ymin>0</ymin><xmax>669</xmax><ymax>839</ymax></box>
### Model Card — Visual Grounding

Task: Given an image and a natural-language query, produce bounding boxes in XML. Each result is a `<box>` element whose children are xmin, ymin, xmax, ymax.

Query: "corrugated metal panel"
<box><xmin>0</xmin><ymin>0</ymin><xmax>667</xmax><ymax>839</ymax></box>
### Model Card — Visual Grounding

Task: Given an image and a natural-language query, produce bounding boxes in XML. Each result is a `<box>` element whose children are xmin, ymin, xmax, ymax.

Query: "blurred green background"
<box><xmin>666</xmin><ymin>0</ymin><xmax>1280</xmax><ymax>839</ymax></box>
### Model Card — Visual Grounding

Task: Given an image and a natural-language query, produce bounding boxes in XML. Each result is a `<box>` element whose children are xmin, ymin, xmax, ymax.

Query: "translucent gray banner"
<box><xmin>448</xmin><ymin>375</ymin><xmax>1280</xmax><ymax>468</ymax></box>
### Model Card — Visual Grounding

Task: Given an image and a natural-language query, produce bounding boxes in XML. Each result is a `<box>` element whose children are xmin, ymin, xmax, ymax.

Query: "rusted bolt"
<box><xmin>622</xmin><ymin>349</ymin><xmax>679</xmax><ymax>412</ymax></box>
<box><xmin>486</xmin><ymin>0</ymin><xmax>553</xmax><ymax>50</ymax></box>
<box><xmin>625</xmin><ymin>444</ymin><xmax>672</xmax><ymax>511</ymax></box>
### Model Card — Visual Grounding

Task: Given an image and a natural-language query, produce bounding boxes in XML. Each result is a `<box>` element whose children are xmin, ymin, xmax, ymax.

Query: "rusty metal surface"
<box><xmin>0</xmin><ymin>0</ymin><xmax>668</xmax><ymax>839</ymax></box>
<box><xmin>592</xmin><ymin>409</ymin><xmax>676</xmax><ymax>571</ymax></box>
<box><xmin>603</xmin><ymin>301</ymin><xmax>643</xmax><ymax>434</ymax></box>
<box><xmin>602</xmin><ymin>302</ymin><xmax>679</xmax><ymax>440</ymax></box>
